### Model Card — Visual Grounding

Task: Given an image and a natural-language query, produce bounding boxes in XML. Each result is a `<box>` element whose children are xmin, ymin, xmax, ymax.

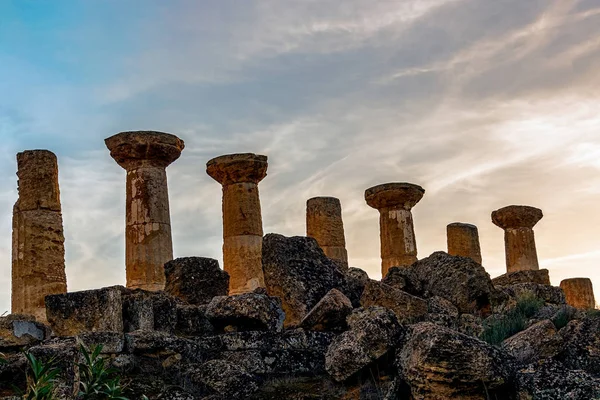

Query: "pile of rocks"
<box><xmin>2</xmin><ymin>235</ymin><xmax>599</xmax><ymax>399</ymax></box>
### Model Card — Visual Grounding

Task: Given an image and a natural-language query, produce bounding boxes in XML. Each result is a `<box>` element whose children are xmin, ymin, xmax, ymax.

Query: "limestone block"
<box><xmin>165</xmin><ymin>257</ymin><xmax>230</xmax><ymax>305</ymax></box>
<box><xmin>560</xmin><ymin>278</ymin><xmax>596</xmax><ymax>309</ymax></box>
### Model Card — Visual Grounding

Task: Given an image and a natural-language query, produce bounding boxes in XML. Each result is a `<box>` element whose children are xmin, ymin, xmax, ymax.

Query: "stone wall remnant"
<box><xmin>365</xmin><ymin>182</ymin><xmax>425</xmax><ymax>276</ymax></box>
<box><xmin>447</xmin><ymin>222</ymin><xmax>482</xmax><ymax>264</ymax></box>
<box><xmin>11</xmin><ymin>150</ymin><xmax>67</xmax><ymax>322</ymax></box>
<box><xmin>207</xmin><ymin>153</ymin><xmax>267</xmax><ymax>295</ymax></box>
<box><xmin>492</xmin><ymin>205</ymin><xmax>543</xmax><ymax>273</ymax></box>
<box><xmin>105</xmin><ymin>131</ymin><xmax>184</xmax><ymax>291</ymax></box>
<box><xmin>306</xmin><ymin>197</ymin><xmax>348</xmax><ymax>270</ymax></box>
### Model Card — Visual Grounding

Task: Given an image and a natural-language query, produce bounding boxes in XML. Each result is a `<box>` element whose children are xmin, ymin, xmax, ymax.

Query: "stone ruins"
<box><xmin>306</xmin><ymin>196</ymin><xmax>348</xmax><ymax>270</ymax></box>
<box><xmin>2</xmin><ymin>135</ymin><xmax>599</xmax><ymax>400</ymax></box>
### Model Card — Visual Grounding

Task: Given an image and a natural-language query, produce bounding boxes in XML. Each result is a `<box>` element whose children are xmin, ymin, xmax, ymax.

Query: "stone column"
<box><xmin>306</xmin><ymin>197</ymin><xmax>348</xmax><ymax>270</ymax></box>
<box><xmin>12</xmin><ymin>150</ymin><xmax>67</xmax><ymax>321</ymax></box>
<box><xmin>492</xmin><ymin>205</ymin><xmax>543</xmax><ymax>273</ymax></box>
<box><xmin>207</xmin><ymin>153</ymin><xmax>267</xmax><ymax>295</ymax></box>
<box><xmin>447</xmin><ymin>222</ymin><xmax>482</xmax><ymax>264</ymax></box>
<box><xmin>365</xmin><ymin>183</ymin><xmax>425</xmax><ymax>277</ymax></box>
<box><xmin>560</xmin><ymin>278</ymin><xmax>596</xmax><ymax>309</ymax></box>
<box><xmin>105</xmin><ymin>131</ymin><xmax>184</xmax><ymax>291</ymax></box>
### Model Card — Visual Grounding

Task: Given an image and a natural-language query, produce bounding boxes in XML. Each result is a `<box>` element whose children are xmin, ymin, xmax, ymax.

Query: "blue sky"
<box><xmin>1</xmin><ymin>0</ymin><xmax>600</xmax><ymax>313</ymax></box>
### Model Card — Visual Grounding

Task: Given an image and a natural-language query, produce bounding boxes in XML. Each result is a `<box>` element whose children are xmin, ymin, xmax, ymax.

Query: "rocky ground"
<box><xmin>1</xmin><ymin>233</ymin><xmax>599</xmax><ymax>399</ymax></box>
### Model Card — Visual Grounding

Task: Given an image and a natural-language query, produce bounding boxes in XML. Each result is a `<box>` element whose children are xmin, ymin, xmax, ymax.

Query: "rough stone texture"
<box><xmin>300</xmin><ymin>288</ymin><xmax>353</xmax><ymax>332</ymax></box>
<box><xmin>360</xmin><ymin>280</ymin><xmax>427</xmax><ymax>324</ymax></box>
<box><xmin>29</xmin><ymin>338</ymin><xmax>80</xmax><ymax>399</ymax></box>
<box><xmin>364</xmin><ymin>182</ymin><xmax>425</xmax><ymax>276</ymax></box>
<box><xmin>306</xmin><ymin>197</ymin><xmax>348</xmax><ymax>270</ymax></box>
<box><xmin>500</xmin><ymin>282</ymin><xmax>566</xmax><ymax>305</ymax></box>
<box><xmin>492</xmin><ymin>268</ymin><xmax>551</xmax><ymax>286</ymax></box>
<box><xmin>105</xmin><ymin>131</ymin><xmax>184</xmax><ymax>291</ymax></box>
<box><xmin>492</xmin><ymin>205</ymin><xmax>543</xmax><ymax>273</ymax></box>
<box><xmin>262</xmin><ymin>233</ymin><xmax>347</xmax><ymax>326</ymax></box>
<box><xmin>502</xmin><ymin>319</ymin><xmax>562</xmax><ymax>363</ymax></box>
<box><xmin>382</xmin><ymin>265</ymin><xmax>422</xmax><ymax>294</ymax></box>
<box><xmin>121</xmin><ymin>289</ymin><xmax>179</xmax><ymax>333</ymax></box>
<box><xmin>45</xmin><ymin>286</ymin><xmax>124</xmax><ymax>336</ymax></box>
<box><xmin>560</xmin><ymin>278</ymin><xmax>596</xmax><ymax>309</ymax></box>
<box><xmin>189</xmin><ymin>359</ymin><xmax>259</xmax><ymax>399</ymax></box>
<box><xmin>557</xmin><ymin>316</ymin><xmax>600</xmax><ymax>376</ymax></box>
<box><xmin>515</xmin><ymin>359</ymin><xmax>600</xmax><ymax>400</ymax></box>
<box><xmin>447</xmin><ymin>222</ymin><xmax>482</xmax><ymax>264</ymax></box>
<box><xmin>207</xmin><ymin>153</ymin><xmax>268</xmax><ymax>295</ymax></box>
<box><xmin>76</xmin><ymin>332</ymin><xmax>125</xmax><ymax>354</ymax></box>
<box><xmin>399</xmin><ymin>322</ymin><xmax>514</xmax><ymax>400</ymax></box>
<box><xmin>0</xmin><ymin>314</ymin><xmax>51</xmax><ymax>349</ymax></box>
<box><xmin>175</xmin><ymin>304</ymin><xmax>214</xmax><ymax>337</ymax></box>
<box><xmin>402</xmin><ymin>251</ymin><xmax>495</xmax><ymax>315</ymax></box>
<box><xmin>164</xmin><ymin>257</ymin><xmax>229</xmax><ymax>305</ymax></box>
<box><xmin>205</xmin><ymin>292</ymin><xmax>285</xmax><ymax>332</ymax></box>
<box><xmin>11</xmin><ymin>150</ymin><xmax>67</xmax><ymax>322</ymax></box>
<box><xmin>325</xmin><ymin>307</ymin><xmax>404</xmax><ymax>382</ymax></box>
<box><xmin>344</xmin><ymin>267</ymin><xmax>369</xmax><ymax>307</ymax></box>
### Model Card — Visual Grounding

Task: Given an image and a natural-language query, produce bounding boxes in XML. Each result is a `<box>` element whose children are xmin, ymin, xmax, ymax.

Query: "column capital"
<box><xmin>492</xmin><ymin>205</ymin><xmax>543</xmax><ymax>230</ymax></box>
<box><xmin>365</xmin><ymin>182</ymin><xmax>425</xmax><ymax>210</ymax></box>
<box><xmin>105</xmin><ymin>131</ymin><xmax>185</xmax><ymax>169</ymax></box>
<box><xmin>206</xmin><ymin>153</ymin><xmax>268</xmax><ymax>185</ymax></box>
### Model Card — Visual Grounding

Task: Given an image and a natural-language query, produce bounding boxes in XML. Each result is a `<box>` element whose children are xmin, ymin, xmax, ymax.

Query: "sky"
<box><xmin>1</xmin><ymin>0</ymin><xmax>600</xmax><ymax>313</ymax></box>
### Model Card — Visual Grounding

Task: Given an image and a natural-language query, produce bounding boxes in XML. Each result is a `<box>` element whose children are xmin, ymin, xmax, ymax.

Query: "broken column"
<box><xmin>306</xmin><ymin>197</ymin><xmax>348</xmax><ymax>270</ymax></box>
<box><xmin>105</xmin><ymin>131</ymin><xmax>184</xmax><ymax>291</ymax></box>
<box><xmin>207</xmin><ymin>153</ymin><xmax>268</xmax><ymax>295</ymax></box>
<box><xmin>492</xmin><ymin>205</ymin><xmax>543</xmax><ymax>273</ymax></box>
<box><xmin>560</xmin><ymin>278</ymin><xmax>596</xmax><ymax>309</ymax></box>
<box><xmin>365</xmin><ymin>182</ymin><xmax>425</xmax><ymax>276</ymax></box>
<box><xmin>447</xmin><ymin>222</ymin><xmax>482</xmax><ymax>264</ymax></box>
<box><xmin>11</xmin><ymin>150</ymin><xmax>67</xmax><ymax>322</ymax></box>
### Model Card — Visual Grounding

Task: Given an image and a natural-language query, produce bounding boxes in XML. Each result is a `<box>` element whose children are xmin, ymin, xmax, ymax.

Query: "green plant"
<box><xmin>552</xmin><ymin>307</ymin><xmax>576</xmax><ymax>329</ymax></box>
<box><xmin>22</xmin><ymin>351</ymin><xmax>60</xmax><ymax>400</ymax></box>
<box><xmin>480</xmin><ymin>293</ymin><xmax>544</xmax><ymax>346</ymax></box>
<box><xmin>78</xmin><ymin>344</ymin><xmax>129</xmax><ymax>400</ymax></box>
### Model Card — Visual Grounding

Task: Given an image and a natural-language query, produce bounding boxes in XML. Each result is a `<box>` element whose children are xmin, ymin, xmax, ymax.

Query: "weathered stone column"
<box><xmin>105</xmin><ymin>131</ymin><xmax>184</xmax><ymax>291</ymax></box>
<box><xmin>365</xmin><ymin>183</ymin><xmax>425</xmax><ymax>276</ymax></box>
<box><xmin>207</xmin><ymin>153</ymin><xmax>268</xmax><ymax>295</ymax></box>
<box><xmin>306</xmin><ymin>197</ymin><xmax>348</xmax><ymax>270</ymax></box>
<box><xmin>447</xmin><ymin>222</ymin><xmax>482</xmax><ymax>264</ymax></box>
<box><xmin>560</xmin><ymin>278</ymin><xmax>596</xmax><ymax>309</ymax></box>
<box><xmin>492</xmin><ymin>205</ymin><xmax>543</xmax><ymax>273</ymax></box>
<box><xmin>12</xmin><ymin>150</ymin><xmax>67</xmax><ymax>321</ymax></box>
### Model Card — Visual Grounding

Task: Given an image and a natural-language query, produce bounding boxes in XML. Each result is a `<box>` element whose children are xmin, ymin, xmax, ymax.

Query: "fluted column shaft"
<box><xmin>560</xmin><ymin>278</ymin><xmax>596</xmax><ymax>309</ymax></box>
<box><xmin>306</xmin><ymin>197</ymin><xmax>348</xmax><ymax>270</ymax></box>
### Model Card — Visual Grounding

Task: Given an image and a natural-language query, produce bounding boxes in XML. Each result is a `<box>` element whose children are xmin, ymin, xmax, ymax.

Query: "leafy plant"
<box><xmin>22</xmin><ymin>351</ymin><xmax>60</xmax><ymax>400</ymax></box>
<box><xmin>78</xmin><ymin>344</ymin><xmax>130</xmax><ymax>400</ymax></box>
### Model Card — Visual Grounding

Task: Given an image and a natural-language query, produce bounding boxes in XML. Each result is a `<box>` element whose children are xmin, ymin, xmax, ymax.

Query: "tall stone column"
<box><xmin>365</xmin><ymin>183</ymin><xmax>425</xmax><ymax>277</ymax></box>
<box><xmin>207</xmin><ymin>153</ymin><xmax>267</xmax><ymax>295</ymax></box>
<box><xmin>492</xmin><ymin>205</ymin><xmax>543</xmax><ymax>273</ymax></box>
<box><xmin>560</xmin><ymin>278</ymin><xmax>596</xmax><ymax>309</ymax></box>
<box><xmin>105</xmin><ymin>131</ymin><xmax>184</xmax><ymax>291</ymax></box>
<box><xmin>12</xmin><ymin>150</ymin><xmax>67</xmax><ymax>321</ymax></box>
<box><xmin>447</xmin><ymin>222</ymin><xmax>482</xmax><ymax>264</ymax></box>
<box><xmin>306</xmin><ymin>197</ymin><xmax>348</xmax><ymax>270</ymax></box>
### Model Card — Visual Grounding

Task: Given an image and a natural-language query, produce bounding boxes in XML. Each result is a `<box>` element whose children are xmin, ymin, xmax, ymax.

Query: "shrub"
<box><xmin>78</xmin><ymin>344</ymin><xmax>130</xmax><ymax>400</ymax></box>
<box><xmin>22</xmin><ymin>351</ymin><xmax>60</xmax><ymax>400</ymax></box>
<box><xmin>480</xmin><ymin>293</ymin><xmax>544</xmax><ymax>346</ymax></box>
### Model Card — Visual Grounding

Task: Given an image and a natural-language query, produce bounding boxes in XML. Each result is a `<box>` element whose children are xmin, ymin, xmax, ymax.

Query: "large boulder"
<box><xmin>175</xmin><ymin>304</ymin><xmax>214</xmax><ymax>337</ymax></box>
<box><xmin>390</xmin><ymin>252</ymin><xmax>495</xmax><ymax>315</ymax></box>
<box><xmin>515</xmin><ymin>359</ymin><xmax>600</xmax><ymax>399</ymax></box>
<box><xmin>398</xmin><ymin>322</ymin><xmax>514</xmax><ymax>399</ymax></box>
<box><xmin>262</xmin><ymin>234</ymin><xmax>347</xmax><ymax>326</ymax></box>
<box><xmin>502</xmin><ymin>319</ymin><xmax>562</xmax><ymax>363</ymax></box>
<box><xmin>499</xmin><ymin>282</ymin><xmax>566</xmax><ymax>305</ymax></box>
<box><xmin>344</xmin><ymin>267</ymin><xmax>370</xmax><ymax>307</ymax></box>
<box><xmin>121</xmin><ymin>289</ymin><xmax>178</xmax><ymax>333</ymax></box>
<box><xmin>492</xmin><ymin>269</ymin><xmax>551</xmax><ymax>286</ymax></box>
<box><xmin>164</xmin><ymin>257</ymin><xmax>229</xmax><ymax>305</ymax></box>
<box><xmin>300</xmin><ymin>289</ymin><xmax>353</xmax><ymax>332</ymax></box>
<box><xmin>556</xmin><ymin>315</ymin><xmax>600</xmax><ymax>377</ymax></box>
<box><xmin>45</xmin><ymin>286</ymin><xmax>124</xmax><ymax>336</ymax></box>
<box><xmin>188</xmin><ymin>359</ymin><xmax>259</xmax><ymax>399</ymax></box>
<box><xmin>205</xmin><ymin>292</ymin><xmax>285</xmax><ymax>332</ymax></box>
<box><xmin>0</xmin><ymin>314</ymin><xmax>51</xmax><ymax>349</ymax></box>
<box><xmin>325</xmin><ymin>307</ymin><xmax>404</xmax><ymax>382</ymax></box>
<box><xmin>360</xmin><ymin>280</ymin><xmax>427</xmax><ymax>324</ymax></box>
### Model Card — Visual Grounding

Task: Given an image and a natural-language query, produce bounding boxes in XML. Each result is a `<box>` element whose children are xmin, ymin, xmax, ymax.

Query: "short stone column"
<box><xmin>560</xmin><ymin>278</ymin><xmax>596</xmax><ymax>309</ymax></box>
<box><xmin>447</xmin><ymin>222</ymin><xmax>482</xmax><ymax>264</ymax></box>
<box><xmin>492</xmin><ymin>205</ymin><xmax>543</xmax><ymax>273</ymax></box>
<box><xmin>12</xmin><ymin>150</ymin><xmax>67</xmax><ymax>321</ymax></box>
<box><xmin>207</xmin><ymin>153</ymin><xmax>268</xmax><ymax>295</ymax></box>
<box><xmin>365</xmin><ymin>183</ymin><xmax>425</xmax><ymax>276</ymax></box>
<box><xmin>306</xmin><ymin>197</ymin><xmax>348</xmax><ymax>270</ymax></box>
<box><xmin>105</xmin><ymin>131</ymin><xmax>184</xmax><ymax>291</ymax></box>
